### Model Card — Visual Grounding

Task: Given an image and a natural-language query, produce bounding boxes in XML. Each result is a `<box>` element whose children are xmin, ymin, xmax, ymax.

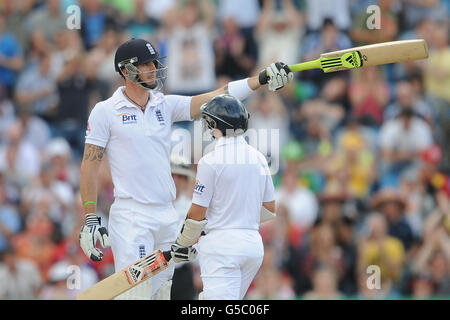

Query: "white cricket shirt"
<box><xmin>85</xmin><ymin>86</ymin><xmax>192</xmax><ymax>205</ymax></box>
<box><xmin>192</xmin><ymin>135</ymin><xmax>275</xmax><ymax>232</ymax></box>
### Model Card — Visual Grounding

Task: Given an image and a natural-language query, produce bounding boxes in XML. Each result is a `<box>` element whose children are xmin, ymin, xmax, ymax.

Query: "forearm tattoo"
<box><xmin>83</xmin><ymin>144</ymin><xmax>105</xmax><ymax>162</ymax></box>
<box><xmin>223</xmin><ymin>84</ymin><xmax>229</xmax><ymax>94</ymax></box>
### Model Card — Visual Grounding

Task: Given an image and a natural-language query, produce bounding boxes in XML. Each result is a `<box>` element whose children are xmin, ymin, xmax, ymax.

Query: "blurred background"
<box><xmin>0</xmin><ymin>0</ymin><xmax>449</xmax><ymax>300</ymax></box>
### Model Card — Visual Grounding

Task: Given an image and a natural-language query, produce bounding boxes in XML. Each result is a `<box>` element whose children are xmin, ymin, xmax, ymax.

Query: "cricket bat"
<box><xmin>289</xmin><ymin>39</ymin><xmax>428</xmax><ymax>73</ymax></box>
<box><xmin>76</xmin><ymin>249</ymin><xmax>172</xmax><ymax>300</ymax></box>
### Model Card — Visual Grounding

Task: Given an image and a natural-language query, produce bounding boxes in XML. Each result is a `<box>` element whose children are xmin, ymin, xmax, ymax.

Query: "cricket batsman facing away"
<box><xmin>78</xmin><ymin>38</ymin><xmax>292</xmax><ymax>300</ymax></box>
<box><xmin>174</xmin><ymin>94</ymin><xmax>277</xmax><ymax>300</ymax></box>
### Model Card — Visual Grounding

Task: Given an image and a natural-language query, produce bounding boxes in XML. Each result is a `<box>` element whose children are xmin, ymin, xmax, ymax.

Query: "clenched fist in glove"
<box><xmin>170</xmin><ymin>243</ymin><xmax>198</xmax><ymax>263</ymax></box>
<box><xmin>258</xmin><ymin>62</ymin><xmax>294</xmax><ymax>91</ymax></box>
<box><xmin>79</xmin><ymin>214</ymin><xmax>111</xmax><ymax>261</ymax></box>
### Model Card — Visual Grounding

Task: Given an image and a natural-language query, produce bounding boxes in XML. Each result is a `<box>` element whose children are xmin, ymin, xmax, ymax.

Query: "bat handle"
<box><xmin>162</xmin><ymin>250</ymin><xmax>172</xmax><ymax>262</ymax></box>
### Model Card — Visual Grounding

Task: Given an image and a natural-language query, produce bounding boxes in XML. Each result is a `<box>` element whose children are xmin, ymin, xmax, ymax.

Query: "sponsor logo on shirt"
<box><xmin>194</xmin><ymin>179</ymin><xmax>205</xmax><ymax>194</ymax></box>
<box><xmin>118</xmin><ymin>113</ymin><xmax>137</xmax><ymax>125</ymax></box>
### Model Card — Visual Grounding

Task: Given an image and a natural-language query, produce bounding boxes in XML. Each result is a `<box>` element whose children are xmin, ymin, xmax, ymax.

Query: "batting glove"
<box><xmin>259</xmin><ymin>62</ymin><xmax>294</xmax><ymax>91</ymax></box>
<box><xmin>170</xmin><ymin>243</ymin><xmax>198</xmax><ymax>263</ymax></box>
<box><xmin>79</xmin><ymin>215</ymin><xmax>111</xmax><ymax>262</ymax></box>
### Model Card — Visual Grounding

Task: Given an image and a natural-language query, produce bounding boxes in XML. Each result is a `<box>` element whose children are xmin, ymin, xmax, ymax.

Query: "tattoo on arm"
<box><xmin>223</xmin><ymin>84</ymin><xmax>229</xmax><ymax>94</ymax></box>
<box><xmin>83</xmin><ymin>144</ymin><xmax>105</xmax><ymax>162</ymax></box>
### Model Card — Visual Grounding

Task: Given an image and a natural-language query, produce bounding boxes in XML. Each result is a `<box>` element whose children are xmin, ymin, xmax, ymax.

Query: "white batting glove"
<box><xmin>170</xmin><ymin>243</ymin><xmax>197</xmax><ymax>263</ymax></box>
<box><xmin>259</xmin><ymin>62</ymin><xmax>294</xmax><ymax>91</ymax></box>
<box><xmin>79</xmin><ymin>215</ymin><xmax>111</xmax><ymax>262</ymax></box>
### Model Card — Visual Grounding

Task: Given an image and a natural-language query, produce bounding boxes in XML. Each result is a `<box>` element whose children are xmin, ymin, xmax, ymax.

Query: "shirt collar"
<box><xmin>214</xmin><ymin>135</ymin><xmax>247</xmax><ymax>149</ymax></box>
<box><xmin>113</xmin><ymin>86</ymin><xmax>164</xmax><ymax>110</ymax></box>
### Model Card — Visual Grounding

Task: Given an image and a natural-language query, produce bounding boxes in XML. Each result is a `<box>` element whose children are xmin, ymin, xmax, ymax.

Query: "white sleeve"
<box><xmin>165</xmin><ymin>95</ymin><xmax>192</xmax><ymax>123</ymax></box>
<box><xmin>85</xmin><ymin>103</ymin><xmax>110</xmax><ymax>148</ymax></box>
<box><xmin>192</xmin><ymin>158</ymin><xmax>215</xmax><ymax>208</ymax></box>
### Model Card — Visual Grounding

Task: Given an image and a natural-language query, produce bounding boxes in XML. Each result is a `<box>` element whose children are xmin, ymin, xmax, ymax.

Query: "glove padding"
<box><xmin>176</xmin><ymin>218</ymin><xmax>207</xmax><ymax>247</ymax></box>
<box><xmin>259</xmin><ymin>62</ymin><xmax>294</xmax><ymax>91</ymax></box>
<box><xmin>79</xmin><ymin>216</ymin><xmax>111</xmax><ymax>262</ymax></box>
<box><xmin>170</xmin><ymin>243</ymin><xmax>198</xmax><ymax>263</ymax></box>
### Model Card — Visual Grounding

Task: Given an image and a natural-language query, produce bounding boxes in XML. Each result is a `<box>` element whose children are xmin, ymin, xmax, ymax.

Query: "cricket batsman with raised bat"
<box><xmin>78</xmin><ymin>37</ymin><xmax>293</xmax><ymax>300</ymax></box>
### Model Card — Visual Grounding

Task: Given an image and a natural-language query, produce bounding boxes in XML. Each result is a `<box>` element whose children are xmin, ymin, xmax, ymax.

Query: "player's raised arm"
<box><xmin>189</xmin><ymin>62</ymin><xmax>293</xmax><ymax>119</ymax></box>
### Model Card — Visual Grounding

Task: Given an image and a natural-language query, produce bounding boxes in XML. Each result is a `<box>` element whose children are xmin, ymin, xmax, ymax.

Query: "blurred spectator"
<box><xmin>85</xmin><ymin>28</ymin><xmax>119</xmax><ymax>100</ymax></box>
<box><xmin>424</xmin><ymin>23</ymin><xmax>450</xmax><ymax>165</ymax></box>
<box><xmin>217</xmin><ymin>0</ymin><xmax>260</xmax><ymax>30</ymax></box>
<box><xmin>400</xmin><ymin>0</ymin><xmax>447</xmax><ymax>30</ymax></box>
<box><xmin>303</xmin><ymin>266</ymin><xmax>343</xmax><ymax>299</ymax></box>
<box><xmin>80</xmin><ymin>0</ymin><xmax>116</xmax><ymax>50</ymax></box>
<box><xmin>246</xmin><ymin>246</ymin><xmax>296</xmax><ymax>299</ymax></box>
<box><xmin>143</xmin><ymin>0</ymin><xmax>177</xmax><ymax>25</ymax></box>
<box><xmin>411</xmin><ymin>197</ymin><xmax>450</xmax><ymax>296</ymax></box>
<box><xmin>327</xmin><ymin>122</ymin><xmax>376</xmax><ymax>199</ymax></box>
<box><xmin>55</xmin><ymin>52</ymin><xmax>90</xmax><ymax>156</ymax></box>
<box><xmin>247</xmin><ymin>91</ymin><xmax>290</xmax><ymax>156</ymax></box>
<box><xmin>371</xmin><ymin>188</ymin><xmax>415</xmax><ymax>251</ymax></box>
<box><xmin>215</xmin><ymin>16</ymin><xmax>255</xmax><ymax>80</ymax></box>
<box><xmin>424</xmin><ymin>22</ymin><xmax>450</xmax><ymax>103</ymax></box>
<box><xmin>21</xmin><ymin>160</ymin><xmax>75</xmax><ymax>228</ymax></box>
<box><xmin>126</xmin><ymin>0</ymin><xmax>159</xmax><ymax>40</ymax></box>
<box><xmin>165</xmin><ymin>0</ymin><xmax>216</xmax><ymax>95</ymax></box>
<box><xmin>350</xmin><ymin>0</ymin><xmax>398</xmax><ymax>45</ymax></box>
<box><xmin>357</xmin><ymin>212</ymin><xmax>405</xmax><ymax>290</ymax></box>
<box><xmin>379</xmin><ymin>107</ymin><xmax>433</xmax><ymax>186</ymax></box>
<box><xmin>316</xmin><ymin>182</ymin><xmax>349</xmax><ymax>228</ymax></box>
<box><xmin>39</xmin><ymin>243</ymin><xmax>99</xmax><ymax>299</ymax></box>
<box><xmin>0</xmin><ymin>246</ymin><xmax>42</xmax><ymax>299</ymax></box>
<box><xmin>275</xmin><ymin>170</ymin><xmax>319</xmax><ymax>231</ymax></box>
<box><xmin>255</xmin><ymin>0</ymin><xmax>303</xmax><ymax>67</ymax></box>
<box><xmin>15</xmin><ymin>51</ymin><xmax>59</xmax><ymax>121</ymax></box>
<box><xmin>296</xmin><ymin>223</ymin><xmax>345</xmax><ymax>295</ymax></box>
<box><xmin>305</xmin><ymin>0</ymin><xmax>351</xmax><ymax>32</ymax></box>
<box><xmin>0</xmin><ymin>121</ymin><xmax>41</xmax><ymax>187</ymax></box>
<box><xmin>348</xmin><ymin>66</ymin><xmax>390</xmax><ymax>127</ymax></box>
<box><xmin>12</xmin><ymin>194</ymin><xmax>60</xmax><ymax>281</ymax></box>
<box><xmin>336</xmin><ymin>215</ymin><xmax>358</xmax><ymax>295</ymax></box>
<box><xmin>25</xmin><ymin>0</ymin><xmax>66</xmax><ymax>44</ymax></box>
<box><xmin>0</xmin><ymin>87</ymin><xmax>15</xmax><ymax>142</ymax></box>
<box><xmin>1</xmin><ymin>0</ymin><xmax>34</xmax><ymax>53</ymax></box>
<box><xmin>45</xmin><ymin>138</ymin><xmax>79</xmax><ymax>188</ymax></box>
<box><xmin>0</xmin><ymin>184</ymin><xmax>21</xmax><ymax>253</ymax></box>
<box><xmin>0</xmin><ymin>12</ymin><xmax>24</xmax><ymax>98</ymax></box>
<box><xmin>217</xmin><ymin>0</ymin><xmax>260</xmax><ymax>59</ymax></box>
<box><xmin>384</xmin><ymin>80</ymin><xmax>433</xmax><ymax>123</ymax></box>
<box><xmin>17</xmin><ymin>105</ymin><xmax>52</xmax><ymax>151</ymax></box>
<box><xmin>398</xmin><ymin>167</ymin><xmax>432</xmax><ymax>238</ymax></box>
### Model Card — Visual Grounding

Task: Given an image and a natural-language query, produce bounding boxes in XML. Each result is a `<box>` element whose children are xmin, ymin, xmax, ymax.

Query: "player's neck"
<box><xmin>123</xmin><ymin>83</ymin><xmax>150</xmax><ymax>111</ymax></box>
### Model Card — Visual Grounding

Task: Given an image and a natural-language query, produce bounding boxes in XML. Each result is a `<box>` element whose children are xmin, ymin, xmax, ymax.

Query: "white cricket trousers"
<box><xmin>197</xmin><ymin>229</ymin><xmax>264</xmax><ymax>300</ymax></box>
<box><xmin>108</xmin><ymin>198</ymin><xmax>179</xmax><ymax>300</ymax></box>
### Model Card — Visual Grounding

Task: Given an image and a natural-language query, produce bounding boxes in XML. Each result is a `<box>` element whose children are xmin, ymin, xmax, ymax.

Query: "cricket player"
<box><xmin>173</xmin><ymin>94</ymin><xmax>277</xmax><ymax>300</ymax></box>
<box><xmin>78</xmin><ymin>38</ymin><xmax>291</xmax><ymax>299</ymax></box>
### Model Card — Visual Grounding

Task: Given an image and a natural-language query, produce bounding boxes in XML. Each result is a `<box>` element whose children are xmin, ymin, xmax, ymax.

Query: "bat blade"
<box><xmin>288</xmin><ymin>39</ymin><xmax>428</xmax><ymax>74</ymax></box>
<box><xmin>76</xmin><ymin>249</ymin><xmax>171</xmax><ymax>300</ymax></box>
<box><xmin>321</xmin><ymin>39</ymin><xmax>428</xmax><ymax>72</ymax></box>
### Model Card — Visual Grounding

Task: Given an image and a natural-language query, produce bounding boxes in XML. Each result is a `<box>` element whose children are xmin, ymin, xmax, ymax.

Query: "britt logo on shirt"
<box><xmin>194</xmin><ymin>180</ymin><xmax>205</xmax><ymax>194</ymax></box>
<box><xmin>118</xmin><ymin>113</ymin><xmax>137</xmax><ymax>125</ymax></box>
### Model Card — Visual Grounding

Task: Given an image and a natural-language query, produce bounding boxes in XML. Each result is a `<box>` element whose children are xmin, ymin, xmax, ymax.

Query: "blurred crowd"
<box><xmin>0</xmin><ymin>0</ymin><xmax>449</xmax><ymax>300</ymax></box>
